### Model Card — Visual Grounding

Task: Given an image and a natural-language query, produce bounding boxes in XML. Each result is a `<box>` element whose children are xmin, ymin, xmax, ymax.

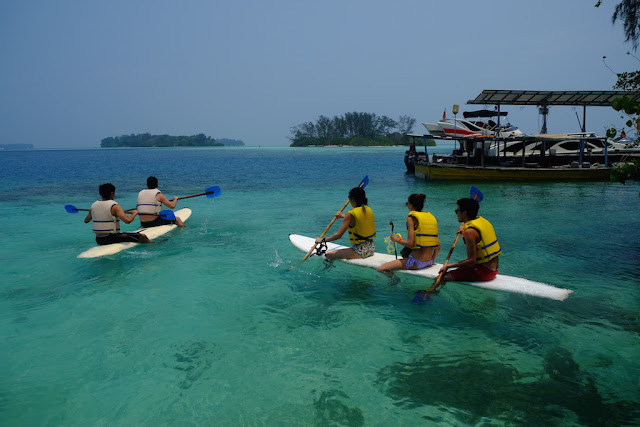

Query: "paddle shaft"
<box><xmin>177</xmin><ymin>191</ymin><xmax>213</xmax><ymax>201</ymax></box>
<box><xmin>419</xmin><ymin>230</ymin><xmax>462</xmax><ymax>300</ymax></box>
<box><xmin>390</xmin><ymin>221</ymin><xmax>398</xmax><ymax>260</ymax></box>
<box><xmin>74</xmin><ymin>207</ymin><xmax>161</xmax><ymax>215</ymax></box>
<box><xmin>72</xmin><ymin>208</ymin><xmax>135</xmax><ymax>212</ymax></box>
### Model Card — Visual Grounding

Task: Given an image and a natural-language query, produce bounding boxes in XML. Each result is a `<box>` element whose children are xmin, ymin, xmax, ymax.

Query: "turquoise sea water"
<box><xmin>1</xmin><ymin>146</ymin><xmax>639</xmax><ymax>426</ymax></box>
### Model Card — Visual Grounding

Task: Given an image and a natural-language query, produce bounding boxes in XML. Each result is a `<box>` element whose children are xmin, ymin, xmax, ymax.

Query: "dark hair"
<box><xmin>147</xmin><ymin>176</ymin><xmax>158</xmax><ymax>189</ymax></box>
<box><xmin>457</xmin><ymin>198</ymin><xmax>479</xmax><ymax>219</ymax></box>
<box><xmin>408</xmin><ymin>193</ymin><xmax>426</xmax><ymax>211</ymax></box>
<box><xmin>99</xmin><ymin>183</ymin><xmax>116</xmax><ymax>199</ymax></box>
<box><xmin>349</xmin><ymin>187</ymin><xmax>368</xmax><ymax>207</ymax></box>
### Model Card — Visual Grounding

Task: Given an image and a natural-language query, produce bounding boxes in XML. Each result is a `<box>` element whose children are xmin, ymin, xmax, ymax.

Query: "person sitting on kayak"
<box><xmin>315</xmin><ymin>187</ymin><xmax>376</xmax><ymax>259</ymax></box>
<box><xmin>439</xmin><ymin>197</ymin><xmax>500</xmax><ymax>282</ymax></box>
<box><xmin>137</xmin><ymin>176</ymin><xmax>185</xmax><ymax>228</ymax></box>
<box><xmin>84</xmin><ymin>183</ymin><xmax>153</xmax><ymax>245</ymax></box>
<box><xmin>377</xmin><ymin>193</ymin><xmax>440</xmax><ymax>273</ymax></box>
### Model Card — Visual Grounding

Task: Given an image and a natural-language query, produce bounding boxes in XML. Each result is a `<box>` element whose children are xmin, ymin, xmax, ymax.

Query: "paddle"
<box><xmin>390</xmin><ymin>221</ymin><xmax>398</xmax><ymax>260</ymax></box>
<box><xmin>412</xmin><ymin>230</ymin><xmax>462</xmax><ymax>303</ymax></box>
<box><xmin>64</xmin><ymin>205</ymin><xmax>176</xmax><ymax>220</ymax></box>
<box><xmin>470</xmin><ymin>185</ymin><xmax>483</xmax><ymax>202</ymax></box>
<box><xmin>298</xmin><ymin>175</ymin><xmax>369</xmax><ymax>263</ymax></box>
<box><xmin>176</xmin><ymin>185</ymin><xmax>221</xmax><ymax>200</ymax></box>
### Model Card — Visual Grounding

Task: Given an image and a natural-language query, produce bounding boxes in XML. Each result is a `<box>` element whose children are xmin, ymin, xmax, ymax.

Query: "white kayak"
<box><xmin>289</xmin><ymin>234</ymin><xmax>573</xmax><ymax>301</ymax></box>
<box><xmin>77</xmin><ymin>208</ymin><xmax>192</xmax><ymax>259</ymax></box>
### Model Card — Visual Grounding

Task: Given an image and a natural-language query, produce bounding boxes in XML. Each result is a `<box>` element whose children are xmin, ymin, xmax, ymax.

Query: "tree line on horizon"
<box><xmin>289</xmin><ymin>112</ymin><xmax>416</xmax><ymax>147</ymax></box>
<box><xmin>100</xmin><ymin>133</ymin><xmax>229</xmax><ymax>148</ymax></box>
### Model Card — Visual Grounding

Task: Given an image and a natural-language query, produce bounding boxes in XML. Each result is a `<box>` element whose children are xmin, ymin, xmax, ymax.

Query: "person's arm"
<box><xmin>84</xmin><ymin>212</ymin><xmax>92</xmax><ymax>223</ymax></box>
<box><xmin>157</xmin><ymin>193</ymin><xmax>178</xmax><ymax>209</ymax></box>
<box><xmin>111</xmin><ymin>204</ymin><xmax>137</xmax><ymax>224</ymax></box>
<box><xmin>392</xmin><ymin>216</ymin><xmax>415</xmax><ymax>248</ymax></box>
<box><xmin>316</xmin><ymin>212</ymin><xmax>352</xmax><ymax>243</ymax></box>
<box><xmin>432</xmin><ymin>243</ymin><xmax>441</xmax><ymax>260</ymax></box>
<box><xmin>440</xmin><ymin>228</ymin><xmax>478</xmax><ymax>273</ymax></box>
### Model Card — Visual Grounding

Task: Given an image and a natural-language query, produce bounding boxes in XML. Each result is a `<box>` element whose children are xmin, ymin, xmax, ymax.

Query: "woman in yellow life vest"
<box><xmin>377</xmin><ymin>194</ymin><xmax>440</xmax><ymax>273</ymax></box>
<box><xmin>315</xmin><ymin>187</ymin><xmax>376</xmax><ymax>259</ymax></box>
<box><xmin>439</xmin><ymin>197</ymin><xmax>501</xmax><ymax>282</ymax></box>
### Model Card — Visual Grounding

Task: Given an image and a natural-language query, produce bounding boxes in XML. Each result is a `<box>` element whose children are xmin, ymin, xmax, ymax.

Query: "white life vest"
<box><xmin>137</xmin><ymin>189</ymin><xmax>161</xmax><ymax>214</ymax></box>
<box><xmin>90</xmin><ymin>200</ymin><xmax>120</xmax><ymax>234</ymax></box>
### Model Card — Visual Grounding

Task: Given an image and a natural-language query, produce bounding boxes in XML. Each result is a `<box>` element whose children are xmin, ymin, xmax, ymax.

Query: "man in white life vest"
<box><xmin>84</xmin><ymin>183</ymin><xmax>152</xmax><ymax>245</ymax></box>
<box><xmin>137</xmin><ymin>176</ymin><xmax>185</xmax><ymax>228</ymax></box>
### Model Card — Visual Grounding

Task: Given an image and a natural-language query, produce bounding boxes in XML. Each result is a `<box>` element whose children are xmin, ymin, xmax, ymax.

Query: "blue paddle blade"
<box><xmin>359</xmin><ymin>175</ymin><xmax>369</xmax><ymax>189</ymax></box>
<box><xmin>205</xmin><ymin>185</ymin><xmax>221</xmax><ymax>198</ymax></box>
<box><xmin>411</xmin><ymin>292</ymin><xmax>430</xmax><ymax>304</ymax></box>
<box><xmin>159</xmin><ymin>209</ymin><xmax>176</xmax><ymax>220</ymax></box>
<box><xmin>65</xmin><ymin>204</ymin><xmax>79</xmax><ymax>213</ymax></box>
<box><xmin>470</xmin><ymin>185</ymin><xmax>483</xmax><ymax>202</ymax></box>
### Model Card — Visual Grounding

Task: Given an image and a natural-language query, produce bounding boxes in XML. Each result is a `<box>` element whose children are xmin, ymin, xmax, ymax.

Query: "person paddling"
<box><xmin>315</xmin><ymin>187</ymin><xmax>376</xmax><ymax>260</ymax></box>
<box><xmin>438</xmin><ymin>197</ymin><xmax>500</xmax><ymax>283</ymax></box>
<box><xmin>137</xmin><ymin>176</ymin><xmax>185</xmax><ymax>228</ymax></box>
<box><xmin>377</xmin><ymin>193</ymin><xmax>440</xmax><ymax>273</ymax></box>
<box><xmin>84</xmin><ymin>183</ymin><xmax>153</xmax><ymax>245</ymax></box>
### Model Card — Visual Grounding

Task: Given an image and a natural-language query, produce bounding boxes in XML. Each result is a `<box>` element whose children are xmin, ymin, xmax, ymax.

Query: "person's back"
<box><xmin>316</xmin><ymin>187</ymin><xmax>376</xmax><ymax>260</ymax></box>
<box><xmin>377</xmin><ymin>193</ymin><xmax>440</xmax><ymax>273</ymax></box>
<box><xmin>85</xmin><ymin>183</ymin><xmax>152</xmax><ymax>245</ymax></box>
<box><xmin>137</xmin><ymin>176</ymin><xmax>185</xmax><ymax>228</ymax></box>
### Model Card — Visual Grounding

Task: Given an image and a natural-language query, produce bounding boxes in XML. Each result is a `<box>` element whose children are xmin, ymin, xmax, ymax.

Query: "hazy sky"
<box><xmin>0</xmin><ymin>0</ymin><xmax>636</xmax><ymax>148</ymax></box>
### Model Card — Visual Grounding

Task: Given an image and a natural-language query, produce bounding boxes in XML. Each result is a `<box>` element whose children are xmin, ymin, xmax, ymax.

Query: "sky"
<box><xmin>0</xmin><ymin>0</ymin><xmax>636</xmax><ymax>148</ymax></box>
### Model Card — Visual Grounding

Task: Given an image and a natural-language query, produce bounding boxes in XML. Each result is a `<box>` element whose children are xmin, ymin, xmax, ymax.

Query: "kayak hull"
<box><xmin>289</xmin><ymin>234</ymin><xmax>572</xmax><ymax>301</ymax></box>
<box><xmin>78</xmin><ymin>208</ymin><xmax>192</xmax><ymax>259</ymax></box>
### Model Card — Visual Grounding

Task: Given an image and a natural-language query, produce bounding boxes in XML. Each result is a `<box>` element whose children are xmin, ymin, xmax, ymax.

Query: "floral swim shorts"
<box><xmin>352</xmin><ymin>239</ymin><xmax>375</xmax><ymax>258</ymax></box>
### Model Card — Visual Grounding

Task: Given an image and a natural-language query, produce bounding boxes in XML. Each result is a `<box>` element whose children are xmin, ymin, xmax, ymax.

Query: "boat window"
<box><xmin>504</xmin><ymin>141</ymin><xmax>525</xmax><ymax>153</ymax></box>
<box><xmin>462</xmin><ymin>120</ymin><xmax>483</xmax><ymax>132</ymax></box>
<box><xmin>558</xmin><ymin>141</ymin><xmax>581</xmax><ymax>150</ymax></box>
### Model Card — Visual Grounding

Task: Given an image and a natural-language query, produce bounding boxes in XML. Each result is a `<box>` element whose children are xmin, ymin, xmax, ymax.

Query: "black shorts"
<box><xmin>140</xmin><ymin>217</ymin><xmax>175</xmax><ymax>228</ymax></box>
<box><xmin>96</xmin><ymin>232</ymin><xmax>143</xmax><ymax>245</ymax></box>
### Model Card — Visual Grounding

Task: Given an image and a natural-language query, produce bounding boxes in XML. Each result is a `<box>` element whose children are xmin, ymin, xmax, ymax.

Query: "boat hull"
<box><xmin>415</xmin><ymin>162</ymin><xmax>612</xmax><ymax>181</ymax></box>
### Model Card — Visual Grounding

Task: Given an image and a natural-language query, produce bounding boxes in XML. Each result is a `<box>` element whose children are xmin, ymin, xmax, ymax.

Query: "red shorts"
<box><xmin>448</xmin><ymin>265</ymin><xmax>498</xmax><ymax>282</ymax></box>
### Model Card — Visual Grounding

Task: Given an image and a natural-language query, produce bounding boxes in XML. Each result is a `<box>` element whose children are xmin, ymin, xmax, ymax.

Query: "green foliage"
<box><xmin>596</xmin><ymin>1</ymin><xmax>640</xmax><ymax>48</ymax></box>
<box><xmin>610</xmin><ymin>159</ymin><xmax>640</xmax><ymax>184</ymax></box>
<box><xmin>101</xmin><ymin>133</ymin><xmax>223</xmax><ymax>148</ymax></box>
<box><xmin>289</xmin><ymin>112</ymin><xmax>415</xmax><ymax>147</ymax></box>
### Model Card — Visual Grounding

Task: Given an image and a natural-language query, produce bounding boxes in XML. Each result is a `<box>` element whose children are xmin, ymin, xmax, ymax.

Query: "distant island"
<box><xmin>289</xmin><ymin>112</ymin><xmax>416</xmax><ymax>147</ymax></box>
<box><xmin>0</xmin><ymin>143</ymin><xmax>33</xmax><ymax>150</ymax></box>
<box><xmin>101</xmin><ymin>133</ymin><xmax>245</xmax><ymax>148</ymax></box>
<box><xmin>215</xmin><ymin>138</ymin><xmax>245</xmax><ymax>146</ymax></box>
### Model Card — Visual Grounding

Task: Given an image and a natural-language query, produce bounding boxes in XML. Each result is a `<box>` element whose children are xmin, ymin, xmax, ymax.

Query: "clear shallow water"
<box><xmin>1</xmin><ymin>146</ymin><xmax>639</xmax><ymax>426</ymax></box>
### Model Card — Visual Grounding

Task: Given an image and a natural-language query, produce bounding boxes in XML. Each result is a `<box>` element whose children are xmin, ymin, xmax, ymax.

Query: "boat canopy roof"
<box><xmin>467</xmin><ymin>90</ymin><xmax>640</xmax><ymax>106</ymax></box>
<box><xmin>463</xmin><ymin>109</ymin><xmax>508</xmax><ymax>118</ymax></box>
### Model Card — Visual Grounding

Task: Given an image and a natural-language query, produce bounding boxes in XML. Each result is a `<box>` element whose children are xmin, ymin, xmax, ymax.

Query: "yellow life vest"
<box><xmin>463</xmin><ymin>216</ymin><xmax>501</xmax><ymax>263</ymax></box>
<box><xmin>347</xmin><ymin>205</ymin><xmax>376</xmax><ymax>244</ymax></box>
<box><xmin>408</xmin><ymin>211</ymin><xmax>439</xmax><ymax>249</ymax></box>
